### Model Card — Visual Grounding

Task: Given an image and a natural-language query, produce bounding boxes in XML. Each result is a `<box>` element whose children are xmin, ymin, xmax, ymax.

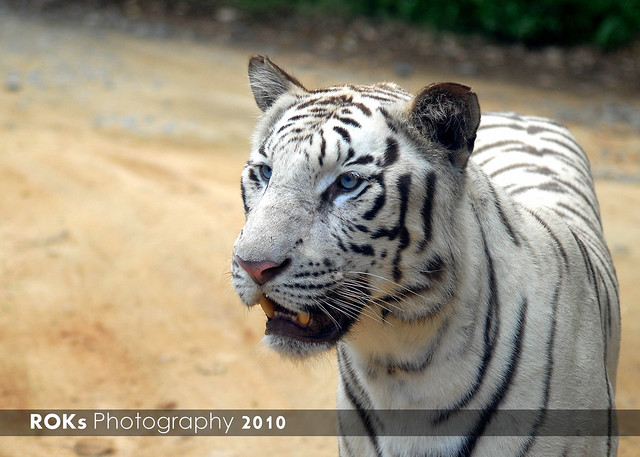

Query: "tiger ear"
<box><xmin>409</xmin><ymin>82</ymin><xmax>481</xmax><ymax>169</ymax></box>
<box><xmin>248</xmin><ymin>55</ymin><xmax>307</xmax><ymax>112</ymax></box>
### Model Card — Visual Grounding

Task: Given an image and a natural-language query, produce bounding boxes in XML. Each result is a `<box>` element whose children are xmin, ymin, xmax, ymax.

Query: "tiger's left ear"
<box><xmin>248</xmin><ymin>55</ymin><xmax>308</xmax><ymax>112</ymax></box>
<box><xmin>409</xmin><ymin>82</ymin><xmax>481</xmax><ymax>169</ymax></box>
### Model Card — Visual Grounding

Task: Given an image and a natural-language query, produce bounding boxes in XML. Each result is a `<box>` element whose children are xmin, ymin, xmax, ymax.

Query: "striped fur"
<box><xmin>231</xmin><ymin>56</ymin><xmax>620</xmax><ymax>456</ymax></box>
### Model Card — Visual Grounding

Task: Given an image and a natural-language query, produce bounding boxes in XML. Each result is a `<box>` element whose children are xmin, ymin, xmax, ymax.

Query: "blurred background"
<box><xmin>1</xmin><ymin>1</ymin><xmax>639</xmax><ymax>456</ymax></box>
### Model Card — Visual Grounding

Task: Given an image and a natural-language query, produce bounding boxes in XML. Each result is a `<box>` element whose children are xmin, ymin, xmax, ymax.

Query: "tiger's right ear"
<box><xmin>248</xmin><ymin>55</ymin><xmax>307</xmax><ymax>112</ymax></box>
<box><xmin>409</xmin><ymin>82</ymin><xmax>481</xmax><ymax>169</ymax></box>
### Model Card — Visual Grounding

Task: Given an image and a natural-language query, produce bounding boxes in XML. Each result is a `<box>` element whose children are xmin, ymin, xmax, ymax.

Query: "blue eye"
<box><xmin>338</xmin><ymin>173</ymin><xmax>361</xmax><ymax>191</ymax></box>
<box><xmin>260</xmin><ymin>165</ymin><xmax>272</xmax><ymax>181</ymax></box>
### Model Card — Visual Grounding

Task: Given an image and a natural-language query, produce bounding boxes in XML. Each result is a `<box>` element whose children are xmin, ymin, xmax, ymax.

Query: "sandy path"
<box><xmin>0</xmin><ymin>9</ymin><xmax>638</xmax><ymax>457</ymax></box>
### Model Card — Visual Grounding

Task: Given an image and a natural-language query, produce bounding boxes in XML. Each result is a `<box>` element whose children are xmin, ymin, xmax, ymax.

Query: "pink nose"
<box><xmin>235</xmin><ymin>256</ymin><xmax>290</xmax><ymax>285</ymax></box>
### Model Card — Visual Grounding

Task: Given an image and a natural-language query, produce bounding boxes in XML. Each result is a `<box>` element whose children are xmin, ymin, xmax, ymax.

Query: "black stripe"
<box><xmin>336</xmin><ymin>116</ymin><xmax>362</xmax><ymax>128</ymax></box>
<box><xmin>345</xmin><ymin>147</ymin><xmax>355</xmax><ymax>162</ymax></box>
<box><xmin>346</xmin><ymin>155</ymin><xmax>375</xmax><ymax>166</ymax></box>
<box><xmin>542</xmin><ymin>136</ymin><xmax>591</xmax><ymax>170</ymax></box>
<box><xmin>319</xmin><ymin>183</ymin><xmax>335</xmax><ymax>207</ymax></box>
<box><xmin>363</xmin><ymin>175</ymin><xmax>386</xmax><ymax>221</ymax></box>
<box><xmin>286</xmin><ymin>113</ymin><xmax>311</xmax><ymax>122</ymax></box>
<box><xmin>352</xmin><ymin>102</ymin><xmax>372</xmax><ymax>117</ymax></box>
<box><xmin>476</xmin><ymin>140</ymin><xmax>589</xmax><ymax>178</ymax></box>
<box><xmin>418</xmin><ymin>172</ymin><xmax>437</xmax><ymax>252</ymax></box>
<box><xmin>350</xmin><ymin>243</ymin><xmax>375</xmax><ymax>256</ymax></box>
<box><xmin>571</xmin><ymin>228</ymin><xmax>618</xmax><ymax>299</ymax></box>
<box><xmin>513</xmin><ymin>213</ymin><xmax>566</xmax><ymax>455</ymax></box>
<box><xmin>247</xmin><ymin>168</ymin><xmax>260</xmax><ymax>184</ymax></box>
<box><xmin>518</xmin><ymin>280</ymin><xmax>562</xmax><ymax>456</ymax></box>
<box><xmin>373</xmin><ymin>105</ymin><xmax>397</xmax><ymax>119</ymax></box>
<box><xmin>319</xmin><ymin>134</ymin><xmax>326</xmax><ymax>167</ymax></box>
<box><xmin>570</xmin><ymin>229</ymin><xmax>615</xmax><ymax>451</ymax></box>
<box><xmin>391</xmin><ymin>174</ymin><xmax>412</xmax><ymax>281</ymax></box>
<box><xmin>363</xmin><ymin>194</ymin><xmax>386</xmax><ymax>221</ymax></box>
<box><xmin>334</xmin><ymin>126</ymin><xmax>351</xmax><ymax>143</ymax></box>
<box><xmin>602</xmin><ymin>278</ymin><xmax>612</xmax><ymax>345</ymax></box>
<box><xmin>335</xmin><ymin>236</ymin><xmax>348</xmax><ymax>252</ymax></box>
<box><xmin>537</xmin><ymin>180</ymin><xmax>567</xmax><ymax>194</ymax></box>
<box><xmin>240</xmin><ymin>182</ymin><xmax>249</xmax><ymax>214</ymax></box>
<box><xmin>572</xmin><ymin>229</ymin><xmax>598</xmax><ymax>290</ymax></box>
<box><xmin>338</xmin><ymin>347</ymin><xmax>383</xmax><ymax>457</ymax></box>
<box><xmin>382</xmin><ymin>137</ymin><xmax>399</xmax><ymax>167</ymax></box>
<box><xmin>474</xmin><ymin>139</ymin><xmax>523</xmax><ymax>159</ymax></box>
<box><xmin>295</xmin><ymin>97</ymin><xmax>322</xmax><ymax>111</ymax></box>
<box><xmin>362</xmin><ymin>94</ymin><xmax>397</xmax><ymax>103</ymax></box>
<box><xmin>276</xmin><ymin>122</ymin><xmax>294</xmax><ymax>134</ymax></box>
<box><xmin>309</xmin><ymin>88</ymin><xmax>344</xmax><ymax>95</ymax></box>
<box><xmin>486</xmin><ymin>178</ymin><xmax>520</xmax><ymax>246</ymax></box>
<box><xmin>476</xmin><ymin>121</ymin><xmax>526</xmax><ymax>133</ymax></box>
<box><xmin>300</xmin><ymin>94</ymin><xmax>352</xmax><ymax>109</ymax></box>
<box><xmin>488</xmin><ymin>161</ymin><xmax>532</xmax><ymax>178</ymax></box>
<box><xmin>525</xmin><ymin>208</ymin><xmax>570</xmax><ymax>268</ymax></box>
<box><xmin>556</xmin><ymin>201</ymin><xmax>601</xmax><ymax>237</ymax></box>
<box><xmin>280</xmin><ymin>280</ymin><xmax>338</xmax><ymax>290</ymax></box>
<box><xmin>458</xmin><ymin>297</ymin><xmax>528</xmax><ymax>456</ymax></box>
<box><xmin>555</xmin><ymin>177</ymin><xmax>600</xmax><ymax>221</ymax></box>
<box><xmin>308</xmin><ymin>107</ymin><xmax>330</xmax><ymax>116</ymax></box>
<box><xmin>435</xmin><ymin>213</ymin><xmax>499</xmax><ymax>422</ymax></box>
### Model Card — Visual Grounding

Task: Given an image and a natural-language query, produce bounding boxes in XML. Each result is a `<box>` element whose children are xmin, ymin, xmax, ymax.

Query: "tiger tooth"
<box><xmin>297</xmin><ymin>312</ymin><xmax>310</xmax><ymax>326</ymax></box>
<box><xmin>258</xmin><ymin>295</ymin><xmax>275</xmax><ymax>319</ymax></box>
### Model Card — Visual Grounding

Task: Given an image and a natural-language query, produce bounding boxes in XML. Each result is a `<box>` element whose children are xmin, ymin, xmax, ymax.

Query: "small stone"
<box><xmin>74</xmin><ymin>438</ymin><xmax>115</xmax><ymax>457</ymax></box>
<box><xmin>196</xmin><ymin>363</ymin><xmax>227</xmax><ymax>376</ymax></box>
<box><xmin>612</xmin><ymin>244</ymin><xmax>631</xmax><ymax>259</ymax></box>
<box><xmin>157</xmin><ymin>400</ymin><xmax>178</xmax><ymax>409</ymax></box>
<box><xmin>543</xmin><ymin>47</ymin><xmax>564</xmax><ymax>70</ymax></box>
<box><xmin>157</xmin><ymin>353</ymin><xmax>176</xmax><ymax>363</ymax></box>
<box><xmin>5</xmin><ymin>72</ymin><xmax>22</xmax><ymax>92</ymax></box>
<box><xmin>393</xmin><ymin>62</ymin><xmax>413</xmax><ymax>78</ymax></box>
<box><xmin>455</xmin><ymin>61</ymin><xmax>479</xmax><ymax>76</ymax></box>
<box><xmin>216</xmin><ymin>8</ymin><xmax>239</xmax><ymax>24</ymax></box>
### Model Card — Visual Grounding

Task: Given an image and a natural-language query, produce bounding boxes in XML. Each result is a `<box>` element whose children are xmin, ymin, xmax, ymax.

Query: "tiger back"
<box><xmin>231</xmin><ymin>56</ymin><xmax>620</xmax><ymax>456</ymax></box>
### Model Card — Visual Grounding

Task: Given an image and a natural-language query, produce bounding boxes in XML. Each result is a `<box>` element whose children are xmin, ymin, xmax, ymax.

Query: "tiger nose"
<box><xmin>235</xmin><ymin>256</ymin><xmax>291</xmax><ymax>285</ymax></box>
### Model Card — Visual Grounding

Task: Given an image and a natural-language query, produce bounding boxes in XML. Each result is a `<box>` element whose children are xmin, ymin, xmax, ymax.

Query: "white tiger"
<box><xmin>231</xmin><ymin>56</ymin><xmax>620</xmax><ymax>456</ymax></box>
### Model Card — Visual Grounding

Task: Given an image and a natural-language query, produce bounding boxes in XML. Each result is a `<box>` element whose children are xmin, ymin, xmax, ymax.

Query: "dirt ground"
<box><xmin>0</xmin><ymin>7</ymin><xmax>639</xmax><ymax>457</ymax></box>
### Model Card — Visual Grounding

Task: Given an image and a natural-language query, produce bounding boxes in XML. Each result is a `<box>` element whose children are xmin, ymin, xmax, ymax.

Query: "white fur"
<box><xmin>232</xmin><ymin>58</ymin><xmax>620</xmax><ymax>456</ymax></box>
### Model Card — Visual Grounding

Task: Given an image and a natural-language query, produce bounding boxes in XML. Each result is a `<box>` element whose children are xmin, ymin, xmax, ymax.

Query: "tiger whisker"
<box><xmin>330</xmin><ymin>287</ymin><xmax>391</xmax><ymax>325</ymax></box>
<box><xmin>310</xmin><ymin>297</ymin><xmax>343</xmax><ymax>329</ymax></box>
<box><xmin>315</xmin><ymin>294</ymin><xmax>383</xmax><ymax>328</ymax></box>
<box><xmin>330</xmin><ymin>291</ymin><xmax>384</xmax><ymax>324</ymax></box>
<box><xmin>346</xmin><ymin>270</ymin><xmax>433</xmax><ymax>303</ymax></box>
<box><xmin>341</xmin><ymin>276</ymin><xmax>406</xmax><ymax>313</ymax></box>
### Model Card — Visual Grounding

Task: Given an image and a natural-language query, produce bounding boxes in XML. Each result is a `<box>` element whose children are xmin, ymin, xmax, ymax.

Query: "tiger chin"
<box><xmin>231</xmin><ymin>55</ymin><xmax>620</xmax><ymax>456</ymax></box>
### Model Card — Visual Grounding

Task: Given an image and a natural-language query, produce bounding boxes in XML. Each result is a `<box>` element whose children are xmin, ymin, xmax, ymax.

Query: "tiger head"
<box><xmin>231</xmin><ymin>56</ymin><xmax>480</xmax><ymax>358</ymax></box>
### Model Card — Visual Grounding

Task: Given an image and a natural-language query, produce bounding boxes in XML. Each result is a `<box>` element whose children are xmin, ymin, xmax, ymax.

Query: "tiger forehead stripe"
<box><xmin>345</xmin><ymin>154</ymin><xmax>375</xmax><ymax>167</ymax></box>
<box><xmin>319</xmin><ymin>135</ymin><xmax>326</xmax><ymax>167</ymax></box>
<box><xmin>333</xmin><ymin>126</ymin><xmax>351</xmax><ymax>144</ymax></box>
<box><xmin>335</xmin><ymin>116</ymin><xmax>361</xmax><ymax>128</ymax></box>
<box><xmin>382</xmin><ymin>137</ymin><xmax>399</xmax><ymax>167</ymax></box>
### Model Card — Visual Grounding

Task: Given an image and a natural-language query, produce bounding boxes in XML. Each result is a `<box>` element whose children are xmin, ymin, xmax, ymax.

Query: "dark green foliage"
<box><xmin>146</xmin><ymin>0</ymin><xmax>640</xmax><ymax>48</ymax></box>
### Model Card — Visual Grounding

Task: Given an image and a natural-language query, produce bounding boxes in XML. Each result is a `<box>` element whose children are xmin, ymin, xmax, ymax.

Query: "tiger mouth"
<box><xmin>257</xmin><ymin>295</ymin><xmax>355</xmax><ymax>344</ymax></box>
